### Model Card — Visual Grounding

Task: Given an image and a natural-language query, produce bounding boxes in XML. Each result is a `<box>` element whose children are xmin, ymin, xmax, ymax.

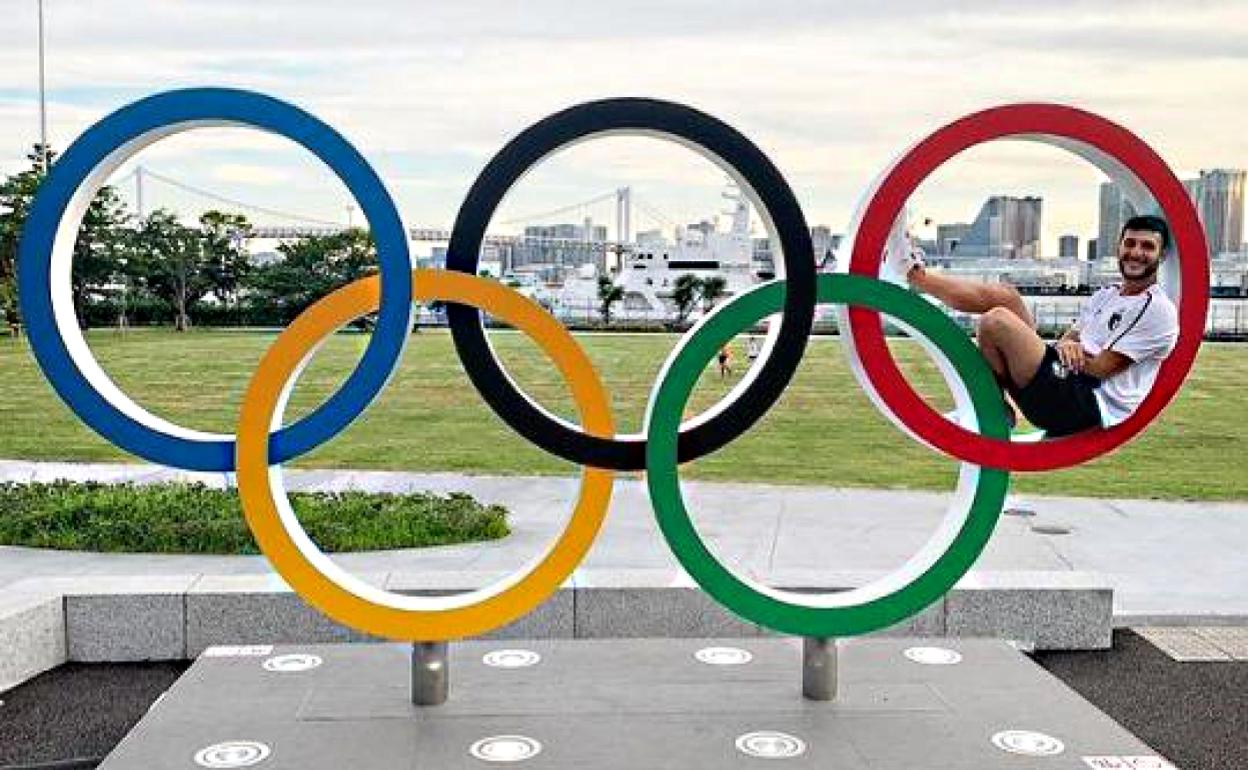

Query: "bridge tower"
<box><xmin>615</xmin><ymin>186</ymin><xmax>631</xmax><ymax>244</ymax></box>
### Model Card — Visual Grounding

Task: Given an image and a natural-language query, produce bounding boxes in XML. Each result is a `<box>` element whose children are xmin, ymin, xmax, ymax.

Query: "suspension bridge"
<box><xmin>110</xmin><ymin>165</ymin><xmax>693</xmax><ymax>252</ymax></box>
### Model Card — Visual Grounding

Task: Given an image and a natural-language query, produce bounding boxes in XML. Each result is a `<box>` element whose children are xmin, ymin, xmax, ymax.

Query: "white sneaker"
<box><xmin>883</xmin><ymin>237</ymin><xmax>926</xmax><ymax>284</ymax></box>
<box><xmin>882</xmin><ymin>213</ymin><xmax>926</xmax><ymax>284</ymax></box>
<box><xmin>902</xmin><ymin>241</ymin><xmax>926</xmax><ymax>277</ymax></box>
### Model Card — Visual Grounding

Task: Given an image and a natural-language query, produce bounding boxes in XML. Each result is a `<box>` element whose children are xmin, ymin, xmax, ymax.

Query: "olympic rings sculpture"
<box><xmin>18</xmin><ymin>88</ymin><xmax>1209</xmax><ymax>642</ymax></box>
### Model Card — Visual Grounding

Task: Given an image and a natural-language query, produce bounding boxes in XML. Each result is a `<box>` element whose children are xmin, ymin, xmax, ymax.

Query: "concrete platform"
<box><xmin>98</xmin><ymin>638</ymin><xmax>1178</xmax><ymax>769</ymax></box>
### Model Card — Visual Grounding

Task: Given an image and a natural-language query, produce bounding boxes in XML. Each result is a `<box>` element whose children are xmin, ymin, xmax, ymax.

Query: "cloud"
<box><xmin>942</xmin><ymin>5</ymin><xmax>1248</xmax><ymax>61</ymax></box>
<box><xmin>1</xmin><ymin>0</ymin><xmax>1242</xmax><ymax>251</ymax></box>
<box><xmin>210</xmin><ymin>163</ymin><xmax>293</xmax><ymax>186</ymax></box>
<box><xmin>0</xmin><ymin>1</ymin><xmax>1113</xmax><ymax>53</ymax></box>
<box><xmin>10</xmin><ymin>0</ymin><xmax>1240</xmax><ymax>52</ymax></box>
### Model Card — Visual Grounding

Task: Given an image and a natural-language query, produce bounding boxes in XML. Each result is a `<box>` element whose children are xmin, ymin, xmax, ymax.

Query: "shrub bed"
<box><xmin>0</xmin><ymin>481</ymin><xmax>509</xmax><ymax>554</ymax></box>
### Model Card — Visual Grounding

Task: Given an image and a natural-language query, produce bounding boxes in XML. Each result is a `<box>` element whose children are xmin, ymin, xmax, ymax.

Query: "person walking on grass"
<box><xmin>746</xmin><ymin>335</ymin><xmax>761</xmax><ymax>365</ymax></box>
<box><xmin>717</xmin><ymin>344</ymin><xmax>733</xmax><ymax>379</ymax></box>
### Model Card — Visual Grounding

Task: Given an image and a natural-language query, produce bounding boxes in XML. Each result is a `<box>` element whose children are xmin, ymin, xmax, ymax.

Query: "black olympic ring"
<box><xmin>445</xmin><ymin>98</ymin><xmax>816</xmax><ymax>471</ymax></box>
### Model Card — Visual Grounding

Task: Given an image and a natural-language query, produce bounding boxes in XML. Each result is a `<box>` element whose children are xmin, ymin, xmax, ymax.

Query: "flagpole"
<box><xmin>38</xmin><ymin>0</ymin><xmax>49</xmax><ymax>172</ymax></box>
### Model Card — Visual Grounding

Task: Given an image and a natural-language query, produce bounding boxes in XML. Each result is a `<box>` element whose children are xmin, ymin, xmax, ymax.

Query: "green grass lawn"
<box><xmin>1</xmin><ymin>328</ymin><xmax>1244</xmax><ymax>501</ymax></box>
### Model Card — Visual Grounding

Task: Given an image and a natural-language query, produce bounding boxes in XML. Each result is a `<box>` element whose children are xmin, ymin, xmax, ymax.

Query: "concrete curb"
<box><xmin>0</xmin><ymin>568</ymin><xmax>1113</xmax><ymax>689</ymax></box>
<box><xmin>1112</xmin><ymin>613</ymin><xmax>1248</xmax><ymax>628</ymax></box>
<box><xmin>0</xmin><ymin>586</ymin><xmax>66</xmax><ymax>692</ymax></box>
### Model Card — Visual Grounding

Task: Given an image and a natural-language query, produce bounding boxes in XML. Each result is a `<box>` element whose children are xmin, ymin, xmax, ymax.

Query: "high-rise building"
<box><xmin>1185</xmin><ymin>169</ymin><xmax>1246</xmax><ymax>257</ymax></box>
<box><xmin>1183</xmin><ymin>178</ymin><xmax>1201</xmax><ymax>203</ymax></box>
<box><xmin>1097</xmin><ymin>182</ymin><xmax>1137</xmax><ymax>260</ymax></box>
<box><xmin>523</xmin><ymin>222</ymin><xmax>608</xmax><ymax>242</ymax></box>
<box><xmin>1086</xmin><ymin>238</ymin><xmax>1097</xmax><ymax>262</ymax></box>
<box><xmin>809</xmin><ymin>225</ymin><xmax>835</xmax><ymax>267</ymax></box>
<box><xmin>955</xmin><ymin>196</ymin><xmax>1042</xmax><ymax>258</ymax></box>
<box><xmin>1058</xmin><ymin>235</ymin><xmax>1079</xmax><ymax>259</ymax></box>
<box><xmin>511</xmin><ymin>221</ymin><xmax>609</xmax><ymax>270</ymax></box>
<box><xmin>752</xmin><ymin>236</ymin><xmax>772</xmax><ymax>265</ymax></box>
<box><xmin>1099</xmin><ymin>184</ymin><xmax>1130</xmax><ymax>259</ymax></box>
<box><xmin>936</xmin><ymin>223</ymin><xmax>971</xmax><ymax>256</ymax></box>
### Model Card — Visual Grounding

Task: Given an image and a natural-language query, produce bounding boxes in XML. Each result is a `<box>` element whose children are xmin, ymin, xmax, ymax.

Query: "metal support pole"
<box><xmin>37</xmin><ymin>0</ymin><xmax>48</xmax><ymax>173</ymax></box>
<box><xmin>802</xmin><ymin>637</ymin><xmax>837</xmax><ymax>701</ymax></box>
<box><xmin>411</xmin><ymin>641</ymin><xmax>449</xmax><ymax>706</ymax></box>
<box><xmin>135</xmin><ymin>166</ymin><xmax>145</xmax><ymax>220</ymax></box>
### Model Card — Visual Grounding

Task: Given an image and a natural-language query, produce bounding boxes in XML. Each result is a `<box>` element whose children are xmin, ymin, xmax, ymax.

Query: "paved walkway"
<box><xmin>2</xmin><ymin>460</ymin><xmax>1245</xmax><ymax>622</ymax></box>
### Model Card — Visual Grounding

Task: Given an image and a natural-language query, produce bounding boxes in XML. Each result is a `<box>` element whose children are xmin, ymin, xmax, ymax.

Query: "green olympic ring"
<box><xmin>644</xmin><ymin>273</ymin><xmax>1010</xmax><ymax>637</ymax></box>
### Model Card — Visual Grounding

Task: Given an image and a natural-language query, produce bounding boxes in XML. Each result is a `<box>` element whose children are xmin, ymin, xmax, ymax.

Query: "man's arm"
<box><xmin>1081</xmin><ymin>348</ymin><xmax>1133</xmax><ymax>380</ymax></box>
<box><xmin>1056</xmin><ymin>322</ymin><xmax>1131</xmax><ymax>379</ymax></box>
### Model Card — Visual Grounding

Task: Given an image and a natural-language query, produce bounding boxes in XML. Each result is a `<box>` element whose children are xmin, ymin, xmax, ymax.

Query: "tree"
<box><xmin>133</xmin><ymin>210</ymin><xmax>210</xmax><ymax>331</ymax></box>
<box><xmin>0</xmin><ymin>220</ymin><xmax>16</xmax><ymax>332</ymax></box>
<box><xmin>0</xmin><ymin>144</ymin><xmax>132</xmax><ymax>330</ymax></box>
<box><xmin>699</xmin><ymin>275</ymin><xmax>727</xmax><ymax>312</ymax></box>
<box><xmin>671</xmin><ymin>273</ymin><xmax>701</xmax><ymax>324</ymax></box>
<box><xmin>0</xmin><ymin>272</ymin><xmax>15</xmax><ymax>334</ymax></box>
<box><xmin>0</xmin><ymin>159</ymin><xmax>39</xmax><ymax>331</ymax></box>
<box><xmin>247</xmin><ymin>228</ymin><xmax>378</xmax><ymax>325</ymax></box>
<box><xmin>597</xmin><ymin>274</ymin><xmax>624</xmax><ymax>326</ymax></box>
<box><xmin>0</xmin><ymin>146</ymin><xmax>57</xmax><ymax>330</ymax></box>
<box><xmin>197</xmin><ymin>210</ymin><xmax>252</xmax><ymax>306</ymax></box>
<box><xmin>75</xmin><ymin>183</ymin><xmax>131</xmax><ymax>328</ymax></box>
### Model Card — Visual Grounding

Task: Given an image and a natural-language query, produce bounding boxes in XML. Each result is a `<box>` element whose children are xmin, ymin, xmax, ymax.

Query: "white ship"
<box><xmin>533</xmin><ymin>184</ymin><xmax>771</xmax><ymax>322</ymax></box>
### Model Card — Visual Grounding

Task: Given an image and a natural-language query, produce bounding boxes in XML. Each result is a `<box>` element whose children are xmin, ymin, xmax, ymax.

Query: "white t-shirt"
<box><xmin>1075</xmin><ymin>284</ymin><xmax>1178</xmax><ymax>427</ymax></box>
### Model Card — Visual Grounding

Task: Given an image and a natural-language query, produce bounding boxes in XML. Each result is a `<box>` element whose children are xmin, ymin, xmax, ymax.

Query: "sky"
<box><xmin>2</xmin><ymin>0</ymin><xmax>1246</xmax><ymax>256</ymax></box>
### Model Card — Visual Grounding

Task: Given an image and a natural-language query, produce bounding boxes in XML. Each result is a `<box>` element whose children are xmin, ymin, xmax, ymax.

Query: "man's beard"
<box><xmin>1119</xmin><ymin>257</ymin><xmax>1159</xmax><ymax>280</ymax></box>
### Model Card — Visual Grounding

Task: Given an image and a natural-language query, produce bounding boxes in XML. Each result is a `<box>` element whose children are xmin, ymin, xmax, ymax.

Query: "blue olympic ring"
<box><xmin>18</xmin><ymin>88</ymin><xmax>413</xmax><ymax>471</ymax></box>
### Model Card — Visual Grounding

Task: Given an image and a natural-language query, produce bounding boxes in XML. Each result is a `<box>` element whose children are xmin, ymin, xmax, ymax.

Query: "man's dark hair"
<box><xmin>1120</xmin><ymin>214</ymin><xmax>1170</xmax><ymax>251</ymax></box>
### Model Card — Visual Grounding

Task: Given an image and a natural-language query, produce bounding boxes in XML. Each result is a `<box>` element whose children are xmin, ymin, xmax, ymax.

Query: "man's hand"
<box><xmin>1055</xmin><ymin>338</ymin><xmax>1086</xmax><ymax>373</ymax></box>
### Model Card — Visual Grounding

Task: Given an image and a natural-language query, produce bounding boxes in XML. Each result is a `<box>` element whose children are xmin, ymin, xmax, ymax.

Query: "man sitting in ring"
<box><xmin>886</xmin><ymin>214</ymin><xmax>1179</xmax><ymax>437</ymax></box>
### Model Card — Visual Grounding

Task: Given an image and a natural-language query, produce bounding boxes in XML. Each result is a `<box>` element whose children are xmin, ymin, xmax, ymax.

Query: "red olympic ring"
<box><xmin>847</xmin><ymin>104</ymin><xmax>1209</xmax><ymax>471</ymax></box>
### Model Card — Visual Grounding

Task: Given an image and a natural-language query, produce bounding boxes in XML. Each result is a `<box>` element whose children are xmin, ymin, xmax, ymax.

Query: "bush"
<box><xmin>0</xmin><ymin>481</ymin><xmax>509</xmax><ymax>554</ymax></box>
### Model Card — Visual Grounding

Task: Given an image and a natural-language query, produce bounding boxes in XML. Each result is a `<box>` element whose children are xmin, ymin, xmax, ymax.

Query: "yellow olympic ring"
<box><xmin>236</xmin><ymin>269</ymin><xmax>614</xmax><ymax>640</ymax></box>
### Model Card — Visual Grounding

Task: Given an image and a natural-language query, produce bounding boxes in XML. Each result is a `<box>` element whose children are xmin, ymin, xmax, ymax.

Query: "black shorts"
<box><xmin>1007</xmin><ymin>345</ymin><xmax>1103</xmax><ymax>437</ymax></box>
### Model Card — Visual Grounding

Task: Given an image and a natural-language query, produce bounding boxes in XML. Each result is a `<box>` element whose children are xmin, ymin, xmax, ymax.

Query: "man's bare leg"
<box><xmin>908</xmin><ymin>267</ymin><xmax>1036</xmax><ymax>329</ymax></box>
<box><xmin>975</xmin><ymin>307</ymin><xmax>1048</xmax><ymax>390</ymax></box>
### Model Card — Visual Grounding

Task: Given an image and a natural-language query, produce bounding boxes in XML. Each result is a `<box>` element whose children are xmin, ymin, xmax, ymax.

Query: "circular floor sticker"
<box><xmin>482</xmin><ymin>649</ymin><xmax>542</xmax><ymax>669</ymax></box>
<box><xmin>903</xmin><ymin>646</ymin><xmax>963</xmax><ymax>665</ymax></box>
<box><xmin>735</xmin><ymin>731</ymin><xmax>807</xmax><ymax>759</ymax></box>
<box><xmin>991</xmin><ymin>730</ymin><xmax>1065</xmax><ymax>756</ymax></box>
<box><xmin>695</xmin><ymin>646</ymin><xmax>754</xmax><ymax>666</ymax></box>
<box><xmin>262</xmin><ymin>653</ymin><xmax>323</xmax><ymax>673</ymax></box>
<box><xmin>194</xmin><ymin>740</ymin><xmax>271</xmax><ymax>768</ymax></box>
<box><xmin>469</xmin><ymin>735</ymin><xmax>543</xmax><ymax>762</ymax></box>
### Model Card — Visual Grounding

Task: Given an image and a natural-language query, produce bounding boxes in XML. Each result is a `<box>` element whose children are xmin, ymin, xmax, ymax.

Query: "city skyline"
<box><xmin>221</xmin><ymin>169</ymin><xmax>1248</xmax><ymax>265</ymax></box>
<box><xmin>3</xmin><ymin>1</ymin><xmax>1247</xmax><ymax>257</ymax></box>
